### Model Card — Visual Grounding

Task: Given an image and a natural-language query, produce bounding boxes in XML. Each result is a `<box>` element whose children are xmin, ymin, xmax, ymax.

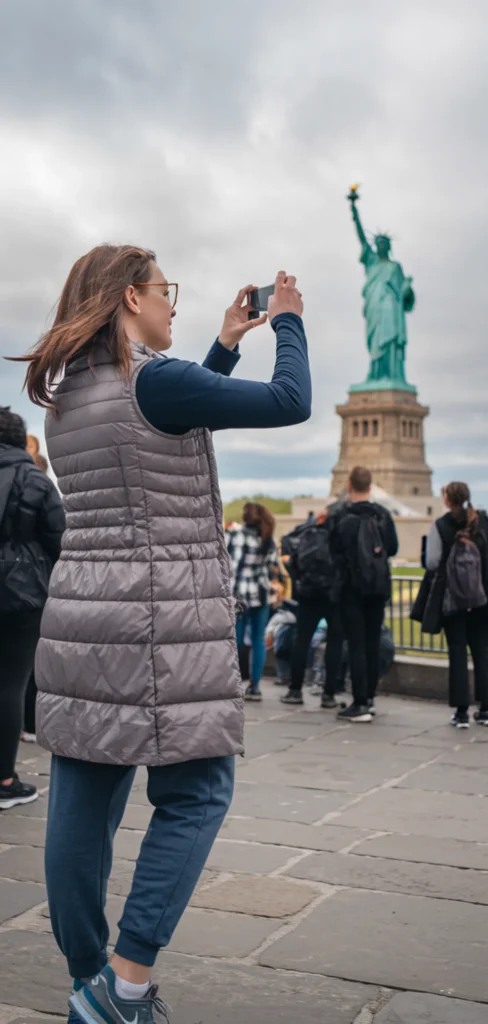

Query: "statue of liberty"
<box><xmin>347</xmin><ymin>186</ymin><xmax>415</xmax><ymax>391</ymax></box>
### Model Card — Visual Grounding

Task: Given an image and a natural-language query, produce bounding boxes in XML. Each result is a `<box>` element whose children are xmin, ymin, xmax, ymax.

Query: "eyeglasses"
<box><xmin>136</xmin><ymin>282</ymin><xmax>178</xmax><ymax>308</ymax></box>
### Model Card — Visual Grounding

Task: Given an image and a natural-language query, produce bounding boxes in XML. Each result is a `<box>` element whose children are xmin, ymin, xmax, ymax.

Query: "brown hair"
<box><xmin>349</xmin><ymin>466</ymin><xmax>372</xmax><ymax>494</ymax></box>
<box><xmin>243</xmin><ymin>502</ymin><xmax>275</xmax><ymax>550</ymax></box>
<box><xmin>444</xmin><ymin>481</ymin><xmax>479</xmax><ymax>536</ymax></box>
<box><xmin>9</xmin><ymin>244</ymin><xmax>156</xmax><ymax>408</ymax></box>
<box><xmin>26</xmin><ymin>433</ymin><xmax>40</xmax><ymax>455</ymax></box>
<box><xmin>34</xmin><ymin>453</ymin><xmax>49</xmax><ymax>473</ymax></box>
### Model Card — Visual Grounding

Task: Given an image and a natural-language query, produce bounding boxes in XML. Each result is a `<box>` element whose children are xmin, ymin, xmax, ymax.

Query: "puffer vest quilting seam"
<box><xmin>34</xmin><ymin>341</ymin><xmax>244</xmax><ymax>766</ymax></box>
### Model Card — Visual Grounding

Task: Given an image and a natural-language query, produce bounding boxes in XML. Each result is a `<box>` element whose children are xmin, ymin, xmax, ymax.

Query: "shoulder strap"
<box><xmin>0</xmin><ymin>466</ymin><xmax>17</xmax><ymax>534</ymax></box>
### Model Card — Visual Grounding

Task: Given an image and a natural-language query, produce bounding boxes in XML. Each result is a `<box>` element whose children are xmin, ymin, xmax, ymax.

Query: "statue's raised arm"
<box><xmin>347</xmin><ymin>185</ymin><xmax>370</xmax><ymax>254</ymax></box>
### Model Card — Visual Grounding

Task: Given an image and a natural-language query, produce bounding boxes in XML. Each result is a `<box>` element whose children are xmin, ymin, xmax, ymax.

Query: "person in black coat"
<box><xmin>426</xmin><ymin>481</ymin><xmax>488</xmax><ymax>728</ymax></box>
<box><xmin>0</xmin><ymin>407</ymin><xmax>65</xmax><ymax>809</ymax></box>
<box><xmin>328</xmin><ymin>466</ymin><xmax>398</xmax><ymax>722</ymax></box>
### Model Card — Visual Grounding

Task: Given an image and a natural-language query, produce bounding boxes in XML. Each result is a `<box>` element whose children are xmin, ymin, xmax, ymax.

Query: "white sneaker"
<box><xmin>21</xmin><ymin>732</ymin><xmax>37</xmax><ymax>743</ymax></box>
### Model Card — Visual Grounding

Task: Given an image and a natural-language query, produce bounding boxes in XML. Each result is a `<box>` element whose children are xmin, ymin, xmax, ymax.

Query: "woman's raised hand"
<box><xmin>218</xmin><ymin>285</ymin><xmax>267</xmax><ymax>350</ymax></box>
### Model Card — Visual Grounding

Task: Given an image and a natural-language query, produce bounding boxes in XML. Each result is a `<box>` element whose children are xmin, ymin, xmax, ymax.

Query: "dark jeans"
<box><xmin>45</xmin><ymin>753</ymin><xmax>235</xmax><ymax>979</ymax></box>
<box><xmin>443</xmin><ymin>607</ymin><xmax>488</xmax><ymax>710</ymax></box>
<box><xmin>291</xmin><ymin>597</ymin><xmax>343</xmax><ymax>696</ymax></box>
<box><xmin>341</xmin><ymin>591</ymin><xmax>385</xmax><ymax>706</ymax></box>
<box><xmin>0</xmin><ymin>610</ymin><xmax>42</xmax><ymax>779</ymax></box>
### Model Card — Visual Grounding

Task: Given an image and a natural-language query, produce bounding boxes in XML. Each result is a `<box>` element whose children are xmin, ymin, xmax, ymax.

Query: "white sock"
<box><xmin>114</xmin><ymin>975</ymin><xmax>151</xmax><ymax>1000</ymax></box>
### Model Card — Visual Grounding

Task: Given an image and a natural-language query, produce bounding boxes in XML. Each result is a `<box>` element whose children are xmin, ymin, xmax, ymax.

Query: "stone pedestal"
<box><xmin>330</xmin><ymin>388</ymin><xmax>432</xmax><ymax>498</ymax></box>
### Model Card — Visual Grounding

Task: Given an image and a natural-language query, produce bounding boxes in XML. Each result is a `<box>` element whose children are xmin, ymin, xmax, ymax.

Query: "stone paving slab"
<box><xmin>121</xmin><ymin>802</ymin><xmax>152</xmax><ymax>830</ymax></box>
<box><xmin>400</xmin><ymin>727</ymin><xmax>477</xmax><ymax>749</ymax></box>
<box><xmin>206</xmin><ymin>838</ymin><xmax>299</xmax><ymax>874</ymax></box>
<box><xmin>240</xmin><ymin>724</ymin><xmax>303</xmax><ymax>758</ymax></box>
<box><xmin>113</xmin><ymin>829</ymin><xmax>144</xmax><ymax>860</ymax></box>
<box><xmin>0</xmin><ymin>817</ymin><xmax>47</xmax><ymax>849</ymax></box>
<box><xmin>0</xmin><ymin>847</ymin><xmax>45</xmax><ymax>885</ymax></box>
<box><xmin>335</xmin><ymin>787</ymin><xmax>488</xmax><ymax>841</ymax></box>
<box><xmin>0</xmin><ymin>881</ymin><xmax>46</xmax><ymax>925</ymax></box>
<box><xmin>220</xmin><ymin>815</ymin><xmax>369</xmax><ymax>851</ymax></box>
<box><xmin>398</xmin><ymin>761</ymin><xmax>488</xmax><ymax>795</ymax></box>
<box><xmin>301</xmin><ymin>732</ymin><xmax>445</xmax><ymax>760</ymax></box>
<box><xmin>354</xmin><ymin>831</ymin><xmax>488</xmax><ymax>870</ymax></box>
<box><xmin>260</xmin><ymin>888</ymin><xmax>488</xmax><ymax>1002</ymax></box>
<box><xmin>190</xmin><ymin>873</ymin><xmax>321</xmax><ymax>917</ymax></box>
<box><xmin>3</xmin><ymin>1016</ymin><xmax>60</xmax><ymax>1024</ymax></box>
<box><xmin>285</xmin><ymin>849</ymin><xmax>488</xmax><ymax>903</ymax></box>
<box><xmin>3</xmin><ymin>797</ymin><xmax>48</xmax><ymax>819</ymax></box>
<box><xmin>438</xmin><ymin>742</ymin><xmax>488</xmax><ymax>767</ymax></box>
<box><xmin>230</xmin><ymin>781</ymin><xmax>348</xmax><ymax>822</ymax></box>
<box><xmin>168</xmin><ymin>906</ymin><xmax>278</xmax><ymax>957</ymax></box>
<box><xmin>259</xmin><ymin>719</ymin><xmax>343</xmax><ymax>740</ymax></box>
<box><xmin>0</xmin><ymin>932</ymin><xmax>70</xmax><ymax>1014</ymax></box>
<box><xmin>155</xmin><ymin>952</ymin><xmax>378</xmax><ymax>1024</ymax></box>
<box><xmin>374</xmin><ymin>991</ymin><xmax>488</xmax><ymax>1023</ymax></box>
<box><xmin>237</xmin><ymin>749</ymin><xmax>434</xmax><ymax>792</ymax></box>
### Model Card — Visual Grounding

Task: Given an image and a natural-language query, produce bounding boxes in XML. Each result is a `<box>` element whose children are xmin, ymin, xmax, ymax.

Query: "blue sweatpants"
<box><xmin>45</xmin><ymin>754</ymin><xmax>235</xmax><ymax>979</ymax></box>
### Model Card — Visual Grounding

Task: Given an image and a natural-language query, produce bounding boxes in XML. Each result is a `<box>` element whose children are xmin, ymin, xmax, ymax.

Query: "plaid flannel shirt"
<box><xmin>226</xmin><ymin>525</ymin><xmax>280</xmax><ymax>608</ymax></box>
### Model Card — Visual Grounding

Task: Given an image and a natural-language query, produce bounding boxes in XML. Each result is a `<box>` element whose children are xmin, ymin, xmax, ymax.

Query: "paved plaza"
<box><xmin>0</xmin><ymin>686</ymin><xmax>487</xmax><ymax>1022</ymax></box>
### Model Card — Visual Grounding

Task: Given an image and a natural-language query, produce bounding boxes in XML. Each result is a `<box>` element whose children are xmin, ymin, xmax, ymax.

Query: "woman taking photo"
<box><xmin>226</xmin><ymin>502</ymin><xmax>279</xmax><ymax>701</ymax></box>
<box><xmin>16</xmin><ymin>247</ymin><xmax>310</xmax><ymax>1023</ymax></box>
<box><xmin>426</xmin><ymin>481</ymin><xmax>488</xmax><ymax>728</ymax></box>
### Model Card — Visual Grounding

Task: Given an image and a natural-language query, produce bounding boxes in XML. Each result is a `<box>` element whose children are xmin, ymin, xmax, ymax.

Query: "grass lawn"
<box><xmin>389</xmin><ymin>570</ymin><xmax>447</xmax><ymax>657</ymax></box>
<box><xmin>388</xmin><ymin>613</ymin><xmax>447</xmax><ymax>656</ymax></box>
<box><xmin>392</xmin><ymin>566</ymin><xmax>424</xmax><ymax>577</ymax></box>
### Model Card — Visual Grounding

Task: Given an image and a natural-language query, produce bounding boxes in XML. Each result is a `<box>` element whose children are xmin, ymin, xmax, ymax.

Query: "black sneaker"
<box><xmin>473</xmin><ymin>710</ymin><xmax>488</xmax><ymax>725</ymax></box>
<box><xmin>321</xmin><ymin>695</ymin><xmax>338</xmax><ymax>709</ymax></box>
<box><xmin>280</xmin><ymin>689</ymin><xmax>304</xmax><ymax>705</ymax></box>
<box><xmin>0</xmin><ymin>774</ymin><xmax>38</xmax><ymax>810</ymax></box>
<box><xmin>244</xmin><ymin>684</ymin><xmax>263</xmax><ymax>702</ymax></box>
<box><xmin>368</xmin><ymin>699</ymin><xmax>376</xmax><ymax>717</ymax></box>
<box><xmin>337</xmin><ymin>703</ymin><xmax>372</xmax><ymax>723</ymax></box>
<box><xmin>450</xmin><ymin>711</ymin><xmax>470</xmax><ymax>729</ymax></box>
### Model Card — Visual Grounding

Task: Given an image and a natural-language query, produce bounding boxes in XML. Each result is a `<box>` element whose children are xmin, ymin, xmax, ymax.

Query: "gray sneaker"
<box><xmin>69</xmin><ymin>965</ymin><xmax>170</xmax><ymax>1024</ymax></box>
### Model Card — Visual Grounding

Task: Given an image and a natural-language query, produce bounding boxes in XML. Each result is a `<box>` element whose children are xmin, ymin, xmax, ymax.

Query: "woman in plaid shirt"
<box><xmin>226</xmin><ymin>503</ymin><xmax>280</xmax><ymax>701</ymax></box>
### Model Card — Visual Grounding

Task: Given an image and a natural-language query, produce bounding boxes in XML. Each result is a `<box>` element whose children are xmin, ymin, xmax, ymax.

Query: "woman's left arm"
<box><xmin>202</xmin><ymin>341</ymin><xmax>240</xmax><ymax>377</ymax></box>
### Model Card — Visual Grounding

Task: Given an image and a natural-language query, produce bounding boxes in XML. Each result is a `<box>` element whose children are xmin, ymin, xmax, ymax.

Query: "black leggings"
<box><xmin>443</xmin><ymin>607</ymin><xmax>488</xmax><ymax>710</ymax></box>
<box><xmin>0</xmin><ymin>610</ymin><xmax>42</xmax><ymax>779</ymax></box>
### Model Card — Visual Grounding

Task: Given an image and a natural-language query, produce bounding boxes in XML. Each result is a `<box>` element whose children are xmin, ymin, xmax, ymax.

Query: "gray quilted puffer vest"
<box><xmin>35</xmin><ymin>342</ymin><xmax>244</xmax><ymax>766</ymax></box>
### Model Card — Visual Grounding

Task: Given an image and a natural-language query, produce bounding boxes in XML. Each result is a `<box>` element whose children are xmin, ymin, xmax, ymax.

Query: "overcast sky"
<box><xmin>0</xmin><ymin>0</ymin><xmax>486</xmax><ymax>502</ymax></box>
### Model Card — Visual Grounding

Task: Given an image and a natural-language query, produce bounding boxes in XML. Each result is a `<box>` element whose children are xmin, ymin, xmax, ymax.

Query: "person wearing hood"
<box><xmin>328</xmin><ymin>466</ymin><xmax>398</xmax><ymax>722</ymax></box>
<box><xmin>0</xmin><ymin>407</ymin><xmax>65</xmax><ymax>809</ymax></box>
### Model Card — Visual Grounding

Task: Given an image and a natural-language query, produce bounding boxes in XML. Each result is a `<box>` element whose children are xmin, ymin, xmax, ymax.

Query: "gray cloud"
<box><xmin>0</xmin><ymin>0</ymin><xmax>486</xmax><ymax>500</ymax></box>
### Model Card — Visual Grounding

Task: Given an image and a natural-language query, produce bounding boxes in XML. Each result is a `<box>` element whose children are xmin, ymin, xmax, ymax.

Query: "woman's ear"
<box><xmin>123</xmin><ymin>284</ymin><xmax>140</xmax><ymax>315</ymax></box>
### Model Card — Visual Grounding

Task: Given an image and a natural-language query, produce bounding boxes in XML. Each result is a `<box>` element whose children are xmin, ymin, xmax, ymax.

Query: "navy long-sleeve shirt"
<box><xmin>136</xmin><ymin>312</ymin><xmax>311</xmax><ymax>433</ymax></box>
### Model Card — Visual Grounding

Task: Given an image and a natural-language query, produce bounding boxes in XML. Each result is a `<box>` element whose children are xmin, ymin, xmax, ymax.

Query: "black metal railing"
<box><xmin>388</xmin><ymin>574</ymin><xmax>447</xmax><ymax>656</ymax></box>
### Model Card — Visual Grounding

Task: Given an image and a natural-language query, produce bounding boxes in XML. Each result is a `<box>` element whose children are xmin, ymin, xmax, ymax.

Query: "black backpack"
<box><xmin>354</xmin><ymin>512</ymin><xmax>391</xmax><ymax>598</ymax></box>
<box><xmin>443</xmin><ymin>529</ymin><xmax>487</xmax><ymax>616</ymax></box>
<box><xmin>295</xmin><ymin>524</ymin><xmax>334</xmax><ymax>598</ymax></box>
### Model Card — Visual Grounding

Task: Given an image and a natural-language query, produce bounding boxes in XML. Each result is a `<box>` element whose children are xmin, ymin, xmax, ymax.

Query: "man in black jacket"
<box><xmin>328</xmin><ymin>467</ymin><xmax>398</xmax><ymax>723</ymax></box>
<box><xmin>0</xmin><ymin>407</ymin><xmax>65</xmax><ymax>809</ymax></box>
<box><xmin>281</xmin><ymin>510</ymin><xmax>344</xmax><ymax>708</ymax></box>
